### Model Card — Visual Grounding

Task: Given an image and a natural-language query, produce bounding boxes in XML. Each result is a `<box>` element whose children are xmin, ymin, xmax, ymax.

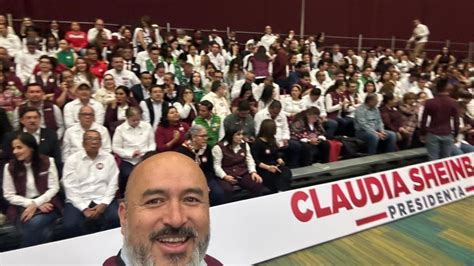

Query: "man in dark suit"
<box><xmin>121</xmin><ymin>46</ymin><xmax>141</xmax><ymax>77</ymax></box>
<box><xmin>130</xmin><ymin>72</ymin><xmax>153</xmax><ymax>103</ymax></box>
<box><xmin>2</xmin><ymin>107</ymin><xmax>62</xmax><ymax>176</ymax></box>
<box><xmin>43</xmin><ymin>20</ymin><xmax>65</xmax><ymax>41</ymax></box>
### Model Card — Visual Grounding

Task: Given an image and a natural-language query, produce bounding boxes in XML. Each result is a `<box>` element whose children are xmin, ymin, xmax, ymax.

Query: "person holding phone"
<box><xmin>252</xmin><ymin>119</ymin><xmax>292</xmax><ymax>193</ymax></box>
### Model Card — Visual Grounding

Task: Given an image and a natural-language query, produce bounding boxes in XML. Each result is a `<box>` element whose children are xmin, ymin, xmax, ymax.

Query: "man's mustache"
<box><xmin>149</xmin><ymin>226</ymin><xmax>198</xmax><ymax>241</ymax></box>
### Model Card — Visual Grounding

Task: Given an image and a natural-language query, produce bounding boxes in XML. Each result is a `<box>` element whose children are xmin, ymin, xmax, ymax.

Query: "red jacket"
<box><xmin>65</xmin><ymin>31</ymin><xmax>88</xmax><ymax>49</ymax></box>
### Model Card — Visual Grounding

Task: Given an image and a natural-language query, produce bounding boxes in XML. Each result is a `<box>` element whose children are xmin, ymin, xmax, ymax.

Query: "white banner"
<box><xmin>1</xmin><ymin>153</ymin><xmax>473</xmax><ymax>265</ymax></box>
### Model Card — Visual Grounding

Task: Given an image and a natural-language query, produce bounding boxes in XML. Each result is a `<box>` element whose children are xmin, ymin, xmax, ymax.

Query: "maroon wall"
<box><xmin>1</xmin><ymin>0</ymin><xmax>473</xmax><ymax>46</ymax></box>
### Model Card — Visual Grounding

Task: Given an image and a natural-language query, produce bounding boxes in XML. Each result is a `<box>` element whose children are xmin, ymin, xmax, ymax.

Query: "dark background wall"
<box><xmin>1</xmin><ymin>0</ymin><xmax>473</xmax><ymax>55</ymax></box>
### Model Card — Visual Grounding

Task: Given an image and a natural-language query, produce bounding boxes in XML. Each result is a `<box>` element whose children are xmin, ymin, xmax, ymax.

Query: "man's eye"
<box><xmin>183</xmin><ymin>197</ymin><xmax>202</xmax><ymax>204</ymax></box>
<box><xmin>145</xmin><ymin>198</ymin><xmax>164</xmax><ymax>206</ymax></box>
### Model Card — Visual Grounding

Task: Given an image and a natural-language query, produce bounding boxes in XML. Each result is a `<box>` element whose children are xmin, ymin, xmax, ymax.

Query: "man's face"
<box><xmin>418</xmin><ymin>79</ymin><xmax>426</xmax><ymax>88</ymax></box>
<box><xmin>149</xmin><ymin>50</ymin><xmax>160</xmax><ymax>61</ymax></box>
<box><xmin>118</xmin><ymin>154</ymin><xmax>210</xmax><ymax>265</ymax></box>
<box><xmin>0</xmin><ymin>48</ymin><xmax>8</xmax><ymax>59</ymax></box>
<box><xmin>265</xmin><ymin>26</ymin><xmax>272</xmax><ymax>34</ymax></box>
<box><xmin>20</xmin><ymin>111</ymin><xmax>40</xmax><ymax>131</ymax></box>
<box><xmin>76</xmin><ymin>87</ymin><xmax>92</xmax><ymax>101</ymax></box>
<box><xmin>83</xmin><ymin>131</ymin><xmax>101</xmax><ymax>153</ymax></box>
<box><xmin>245</xmin><ymin>73</ymin><xmax>255</xmax><ymax>84</ymax></box>
<box><xmin>238</xmin><ymin>109</ymin><xmax>250</xmax><ymax>119</ymax></box>
<box><xmin>141</xmin><ymin>74</ymin><xmax>153</xmax><ymax>88</ymax></box>
<box><xmin>363</xmin><ymin>68</ymin><xmax>372</xmax><ymax>77</ymax></box>
<box><xmin>269</xmin><ymin>107</ymin><xmax>281</xmax><ymax>119</ymax></box>
<box><xmin>211</xmin><ymin>44</ymin><xmax>219</xmax><ymax>54</ymax></box>
<box><xmin>26</xmin><ymin>86</ymin><xmax>44</xmax><ymax>103</ymax></box>
<box><xmin>50</xmin><ymin>21</ymin><xmax>59</xmax><ymax>30</ymax></box>
<box><xmin>163</xmin><ymin>75</ymin><xmax>173</xmax><ymax>85</ymax></box>
<box><xmin>150</xmin><ymin>87</ymin><xmax>164</xmax><ymax>102</ymax></box>
<box><xmin>301</xmin><ymin>76</ymin><xmax>311</xmax><ymax>85</ymax></box>
<box><xmin>316</xmin><ymin>72</ymin><xmax>325</xmax><ymax>82</ymax></box>
<box><xmin>213</xmin><ymin>73</ymin><xmax>223</xmax><ymax>82</ymax></box>
<box><xmin>78</xmin><ymin>107</ymin><xmax>95</xmax><ymax>128</ymax></box>
<box><xmin>27</xmin><ymin>44</ymin><xmax>36</xmax><ymax>54</ymax></box>
<box><xmin>367</xmin><ymin>98</ymin><xmax>378</xmax><ymax>109</ymax></box>
<box><xmin>198</xmin><ymin>106</ymin><xmax>211</xmax><ymax>119</ymax></box>
<box><xmin>112</xmin><ymin>57</ymin><xmax>124</xmax><ymax>71</ymax></box>
<box><xmin>95</xmin><ymin>19</ymin><xmax>105</xmax><ymax>30</ymax></box>
<box><xmin>122</xmin><ymin>49</ymin><xmax>133</xmax><ymax>61</ymax></box>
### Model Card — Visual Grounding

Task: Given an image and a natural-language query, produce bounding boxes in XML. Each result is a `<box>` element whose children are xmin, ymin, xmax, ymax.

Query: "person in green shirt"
<box><xmin>359</xmin><ymin>66</ymin><xmax>374</xmax><ymax>87</ymax></box>
<box><xmin>56</xmin><ymin>39</ymin><xmax>77</xmax><ymax>69</ymax></box>
<box><xmin>192</xmin><ymin>100</ymin><xmax>223</xmax><ymax>147</ymax></box>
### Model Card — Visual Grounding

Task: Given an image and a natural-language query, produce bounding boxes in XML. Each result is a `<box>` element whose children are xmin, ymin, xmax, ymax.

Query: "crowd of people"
<box><xmin>0</xmin><ymin>15</ymin><xmax>473</xmax><ymax>248</ymax></box>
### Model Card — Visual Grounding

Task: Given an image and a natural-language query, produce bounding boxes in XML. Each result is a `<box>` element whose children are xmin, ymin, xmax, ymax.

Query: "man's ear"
<box><xmin>118</xmin><ymin>201</ymin><xmax>127</xmax><ymax>235</ymax></box>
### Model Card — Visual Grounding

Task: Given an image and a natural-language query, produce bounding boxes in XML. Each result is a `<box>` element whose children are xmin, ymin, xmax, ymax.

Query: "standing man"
<box><xmin>87</xmin><ymin>18</ymin><xmax>112</xmax><ymax>43</ymax></box>
<box><xmin>420</xmin><ymin>79</ymin><xmax>459</xmax><ymax>160</ymax></box>
<box><xmin>103</xmin><ymin>152</ymin><xmax>222</xmax><ymax>265</ymax></box>
<box><xmin>260</xmin><ymin>26</ymin><xmax>277</xmax><ymax>51</ymax></box>
<box><xmin>406</xmin><ymin>19</ymin><xmax>430</xmax><ymax>61</ymax></box>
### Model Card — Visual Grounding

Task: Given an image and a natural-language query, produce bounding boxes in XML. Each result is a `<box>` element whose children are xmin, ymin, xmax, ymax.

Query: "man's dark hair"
<box><xmin>269</xmin><ymin>100</ymin><xmax>282</xmax><ymax>109</ymax></box>
<box><xmin>199</xmin><ymin>100</ymin><xmax>214</xmax><ymax>111</ymax></box>
<box><xmin>211</xmin><ymin>81</ymin><xmax>222</xmax><ymax>92</ymax></box>
<box><xmin>237</xmin><ymin>100</ymin><xmax>251</xmax><ymax>112</ymax></box>
<box><xmin>19</xmin><ymin>106</ymin><xmax>41</xmax><ymax>118</ymax></box>
<box><xmin>436</xmin><ymin>78</ymin><xmax>449</xmax><ymax>93</ymax></box>
<box><xmin>310</xmin><ymin>87</ymin><xmax>322</xmax><ymax>97</ymax></box>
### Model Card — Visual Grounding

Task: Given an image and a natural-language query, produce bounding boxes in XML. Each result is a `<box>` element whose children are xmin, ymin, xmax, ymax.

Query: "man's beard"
<box><xmin>122</xmin><ymin>224</ymin><xmax>210</xmax><ymax>266</ymax></box>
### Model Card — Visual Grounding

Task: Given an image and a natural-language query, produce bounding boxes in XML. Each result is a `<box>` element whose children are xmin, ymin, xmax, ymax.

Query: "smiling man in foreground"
<box><xmin>103</xmin><ymin>152</ymin><xmax>222</xmax><ymax>266</ymax></box>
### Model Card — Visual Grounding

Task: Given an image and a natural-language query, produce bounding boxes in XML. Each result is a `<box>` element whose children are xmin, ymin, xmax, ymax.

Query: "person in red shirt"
<box><xmin>65</xmin><ymin>22</ymin><xmax>88</xmax><ymax>55</ymax></box>
<box><xmin>86</xmin><ymin>46</ymin><xmax>108</xmax><ymax>82</ymax></box>
<box><xmin>155</xmin><ymin>106</ymin><xmax>190</xmax><ymax>152</ymax></box>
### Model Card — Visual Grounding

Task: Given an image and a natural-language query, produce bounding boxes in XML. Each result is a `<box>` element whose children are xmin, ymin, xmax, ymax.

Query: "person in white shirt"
<box><xmin>0</xmin><ymin>24</ymin><xmax>21</xmax><ymax>57</ymax></box>
<box><xmin>140</xmin><ymin>84</ymin><xmax>170</xmax><ymax>130</ymax></box>
<box><xmin>302</xmin><ymin>87</ymin><xmax>339</xmax><ymax>139</ymax></box>
<box><xmin>87</xmin><ymin>18</ymin><xmax>112</xmax><ymax>43</ymax></box>
<box><xmin>62</xmin><ymin>129</ymin><xmax>119</xmax><ymax>238</ymax></box>
<box><xmin>12</xmin><ymin>83</ymin><xmax>65</xmax><ymax>139</ymax></box>
<box><xmin>283</xmin><ymin>84</ymin><xmax>305</xmax><ymax>117</ymax></box>
<box><xmin>332</xmin><ymin>44</ymin><xmax>344</xmax><ymax>64</ymax></box>
<box><xmin>254</xmin><ymin>100</ymin><xmax>302</xmax><ymax>168</ymax></box>
<box><xmin>408</xmin><ymin>76</ymin><xmax>434</xmax><ymax>99</ymax></box>
<box><xmin>211</xmin><ymin>126</ymin><xmax>263</xmax><ymax>199</ymax></box>
<box><xmin>230</xmin><ymin>72</ymin><xmax>257</xmax><ymax>100</ymax></box>
<box><xmin>104</xmin><ymin>55</ymin><xmax>140</xmax><ymax>88</ymax></box>
<box><xmin>62</xmin><ymin>105</ymin><xmax>111</xmax><ymax>161</ymax></box>
<box><xmin>186</xmin><ymin>44</ymin><xmax>201</xmax><ymax>70</ymax></box>
<box><xmin>406</xmin><ymin>19</ymin><xmax>430</xmax><ymax>60</ymax></box>
<box><xmin>200</xmin><ymin>81</ymin><xmax>231</xmax><ymax>120</ymax></box>
<box><xmin>15</xmin><ymin>40</ymin><xmax>44</xmax><ymax>84</ymax></box>
<box><xmin>2</xmin><ymin>133</ymin><xmax>60</xmax><ymax>247</ymax></box>
<box><xmin>112</xmin><ymin>107</ymin><xmax>156</xmax><ymax>194</ymax></box>
<box><xmin>260</xmin><ymin>25</ymin><xmax>277</xmax><ymax>51</ymax></box>
<box><xmin>208</xmin><ymin>29</ymin><xmax>224</xmax><ymax>47</ymax></box>
<box><xmin>207</xmin><ymin>42</ymin><xmax>226</xmax><ymax>71</ymax></box>
<box><xmin>253</xmin><ymin>77</ymin><xmax>280</xmax><ymax>102</ymax></box>
<box><xmin>63</xmin><ymin>83</ymin><xmax>105</xmax><ymax>128</ymax></box>
<box><xmin>310</xmin><ymin>70</ymin><xmax>332</xmax><ymax>94</ymax></box>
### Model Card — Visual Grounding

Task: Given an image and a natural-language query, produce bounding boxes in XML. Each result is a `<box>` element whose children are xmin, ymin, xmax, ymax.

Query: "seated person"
<box><xmin>61</xmin><ymin>130</ymin><xmax>120</xmax><ymax>238</ymax></box>
<box><xmin>2</xmin><ymin>107</ymin><xmax>62</xmax><ymax>174</ymax></box>
<box><xmin>173</xmin><ymin>86</ymin><xmax>198</xmax><ymax>126</ymax></box>
<box><xmin>283</xmin><ymin>84</ymin><xmax>305</xmax><ymax>119</ymax></box>
<box><xmin>155</xmin><ymin>106</ymin><xmax>189</xmax><ymax>152</ymax></box>
<box><xmin>63</xmin><ymin>83</ymin><xmax>105</xmax><ymax>128</ymax></box>
<box><xmin>231</xmin><ymin>82</ymin><xmax>257</xmax><ymax>115</ymax></box>
<box><xmin>290</xmin><ymin>107</ymin><xmax>330</xmax><ymax>165</ymax></box>
<box><xmin>212</xmin><ymin>126</ymin><xmax>263</xmax><ymax>202</ymax></box>
<box><xmin>112</xmin><ymin>107</ymin><xmax>156</xmax><ymax>195</ymax></box>
<box><xmin>325</xmin><ymin>80</ymin><xmax>354</xmax><ymax>136</ymax></box>
<box><xmin>224</xmin><ymin>100</ymin><xmax>256</xmax><ymax>143</ymax></box>
<box><xmin>104</xmin><ymin>86</ymin><xmax>138</xmax><ymax>136</ymax></box>
<box><xmin>380</xmin><ymin>93</ymin><xmax>411</xmax><ymax>150</ymax></box>
<box><xmin>200</xmin><ymin>81</ymin><xmax>231</xmax><ymax>120</ymax></box>
<box><xmin>62</xmin><ymin>105</ymin><xmax>111</xmax><ymax>161</ymax></box>
<box><xmin>139</xmin><ymin>85</ymin><xmax>171</xmax><ymax>131</ymax></box>
<box><xmin>193</xmin><ymin>100</ymin><xmax>224</xmax><ymax>147</ymax></box>
<box><xmin>176</xmin><ymin>125</ymin><xmax>226</xmax><ymax>205</ymax></box>
<box><xmin>2</xmin><ymin>133</ymin><xmax>61</xmax><ymax>247</ymax></box>
<box><xmin>252</xmin><ymin>119</ymin><xmax>292</xmax><ymax>193</ymax></box>
<box><xmin>354</xmin><ymin>93</ymin><xmax>397</xmax><ymax>155</ymax></box>
<box><xmin>254</xmin><ymin>100</ymin><xmax>302</xmax><ymax>168</ymax></box>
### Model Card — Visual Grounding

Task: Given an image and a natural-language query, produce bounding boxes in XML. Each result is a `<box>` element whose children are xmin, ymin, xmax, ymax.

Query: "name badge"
<box><xmin>240</xmin><ymin>152</ymin><xmax>245</xmax><ymax>157</ymax></box>
<box><xmin>265</xmin><ymin>149</ymin><xmax>271</xmax><ymax>155</ymax></box>
<box><xmin>48</xmin><ymin>78</ymin><xmax>55</xmax><ymax>83</ymax></box>
<box><xmin>201</xmin><ymin>156</ymin><xmax>207</xmax><ymax>163</ymax></box>
<box><xmin>179</xmin><ymin>126</ymin><xmax>184</xmax><ymax>132</ymax></box>
<box><xmin>39</xmin><ymin>171</ymin><xmax>49</xmax><ymax>176</ymax></box>
<box><xmin>96</xmin><ymin>163</ymin><xmax>104</xmax><ymax>170</ymax></box>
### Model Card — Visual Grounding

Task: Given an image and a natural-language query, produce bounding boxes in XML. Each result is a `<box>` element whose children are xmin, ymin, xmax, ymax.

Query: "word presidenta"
<box><xmin>291</xmin><ymin>155</ymin><xmax>473</xmax><ymax>224</ymax></box>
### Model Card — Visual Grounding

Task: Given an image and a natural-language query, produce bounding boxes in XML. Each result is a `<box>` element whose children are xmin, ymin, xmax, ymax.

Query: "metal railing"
<box><xmin>8</xmin><ymin>15</ymin><xmax>474</xmax><ymax>62</ymax></box>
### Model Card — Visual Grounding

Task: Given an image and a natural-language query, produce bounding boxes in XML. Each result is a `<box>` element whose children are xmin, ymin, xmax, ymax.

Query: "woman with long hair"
<box><xmin>104</xmin><ymin>85</ymin><xmax>138</xmax><ymax>135</ymax></box>
<box><xmin>173</xmin><ymin>86</ymin><xmax>198</xmax><ymax>126</ymax></box>
<box><xmin>155</xmin><ymin>106</ymin><xmax>190</xmax><ymax>152</ymax></box>
<box><xmin>3</xmin><ymin>133</ymin><xmax>61</xmax><ymax>247</ymax></box>
<box><xmin>212</xmin><ymin>126</ymin><xmax>263</xmax><ymax>201</ymax></box>
<box><xmin>252</xmin><ymin>119</ymin><xmax>292</xmax><ymax>193</ymax></box>
<box><xmin>257</xmin><ymin>84</ymin><xmax>276</xmax><ymax>111</ymax></box>
<box><xmin>190</xmin><ymin>71</ymin><xmax>206</xmax><ymax>102</ymax></box>
<box><xmin>290</xmin><ymin>107</ymin><xmax>330</xmax><ymax>165</ymax></box>
<box><xmin>231</xmin><ymin>82</ymin><xmax>257</xmax><ymax>114</ymax></box>
<box><xmin>249</xmin><ymin>46</ymin><xmax>272</xmax><ymax>84</ymax></box>
<box><xmin>224</xmin><ymin>59</ymin><xmax>245</xmax><ymax>88</ymax></box>
<box><xmin>283</xmin><ymin>84</ymin><xmax>305</xmax><ymax>118</ymax></box>
<box><xmin>43</xmin><ymin>34</ymin><xmax>59</xmax><ymax>57</ymax></box>
<box><xmin>73</xmin><ymin>57</ymin><xmax>100</xmax><ymax>93</ymax></box>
